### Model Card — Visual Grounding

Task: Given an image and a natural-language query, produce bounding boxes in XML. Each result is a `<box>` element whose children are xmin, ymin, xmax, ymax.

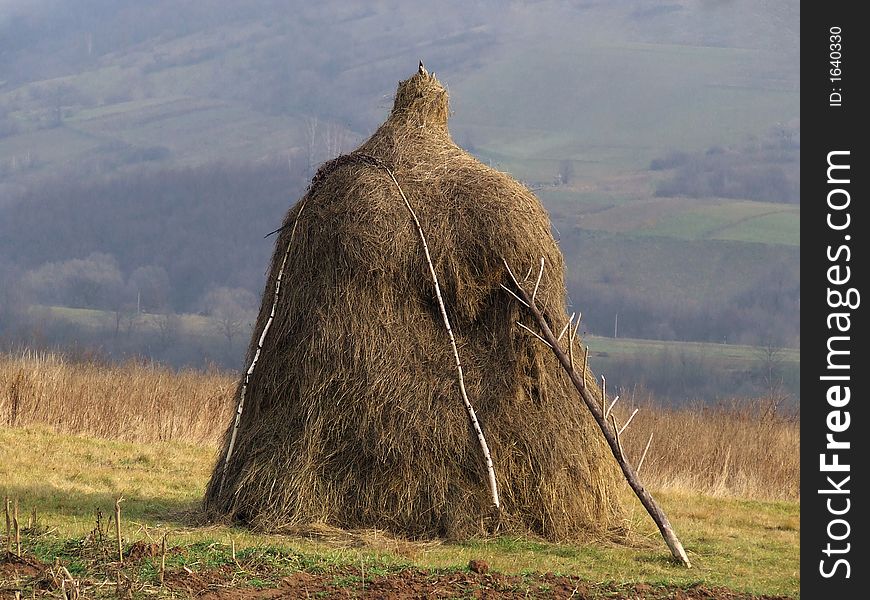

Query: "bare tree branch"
<box><xmin>517</xmin><ymin>322</ymin><xmax>553</xmax><ymax>348</ymax></box>
<box><xmin>618</xmin><ymin>408</ymin><xmax>639</xmax><ymax>436</ymax></box>
<box><xmin>501</xmin><ymin>257</ymin><xmax>691</xmax><ymax>567</ymax></box>
<box><xmin>637</xmin><ymin>433</ymin><xmax>654</xmax><ymax>474</ymax></box>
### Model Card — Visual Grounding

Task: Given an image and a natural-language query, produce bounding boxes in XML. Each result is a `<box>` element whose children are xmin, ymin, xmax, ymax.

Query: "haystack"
<box><xmin>204</xmin><ymin>65</ymin><xmax>622</xmax><ymax>540</ymax></box>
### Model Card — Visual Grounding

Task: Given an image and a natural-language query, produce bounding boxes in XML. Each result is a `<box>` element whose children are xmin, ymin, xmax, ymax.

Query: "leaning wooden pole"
<box><xmin>502</xmin><ymin>258</ymin><xmax>690</xmax><ymax>567</ymax></box>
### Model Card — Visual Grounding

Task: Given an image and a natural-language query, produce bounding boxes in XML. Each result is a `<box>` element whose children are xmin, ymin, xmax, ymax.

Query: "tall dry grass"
<box><xmin>0</xmin><ymin>351</ymin><xmax>798</xmax><ymax>500</ymax></box>
<box><xmin>614</xmin><ymin>390</ymin><xmax>799</xmax><ymax>500</ymax></box>
<box><xmin>0</xmin><ymin>350</ymin><xmax>234</xmax><ymax>445</ymax></box>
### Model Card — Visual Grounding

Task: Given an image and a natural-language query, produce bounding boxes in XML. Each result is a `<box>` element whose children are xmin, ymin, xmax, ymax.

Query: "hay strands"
<box><xmin>502</xmin><ymin>257</ymin><xmax>691</xmax><ymax>568</ymax></box>
<box><xmin>380</xmin><ymin>160</ymin><xmax>500</xmax><ymax>510</ymax></box>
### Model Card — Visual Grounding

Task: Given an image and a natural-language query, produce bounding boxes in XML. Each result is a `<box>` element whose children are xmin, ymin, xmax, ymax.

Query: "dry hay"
<box><xmin>204</xmin><ymin>65</ymin><xmax>623</xmax><ymax>540</ymax></box>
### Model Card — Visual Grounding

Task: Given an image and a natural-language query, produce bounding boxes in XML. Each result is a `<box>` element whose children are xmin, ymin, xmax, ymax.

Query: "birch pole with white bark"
<box><xmin>379</xmin><ymin>162</ymin><xmax>500</xmax><ymax>510</ymax></box>
<box><xmin>219</xmin><ymin>200</ymin><xmax>308</xmax><ymax>494</ymax></box>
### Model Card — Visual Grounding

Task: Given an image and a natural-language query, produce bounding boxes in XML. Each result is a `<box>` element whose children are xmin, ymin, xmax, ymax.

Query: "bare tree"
<box><xmin>304</xmin><ymin>116</ymin><xmax>319</xmax><ymax>177</ymax></box>
<box><xmin>557</xmin><ymin>159</ymin><xmax>575</xmax><ymax>185</ymax></box>
<box><xmin>502</xmin><ymin>257</ymin><xmax>691</xmax><ymax>567</ymax></box>
<box><xmin>324</xmin><ymin>121</ymin><xmax>350</xmax><ymax>160</ymax></box>
<box><xmin>201</xmin><ymin>287</ymin><xmax>257</xmax><ymax>355</ymax></box>
<box><xmin>154</xmin><ymin>312</ymin><xmax>181</xmax><ymax>349</ymax></box>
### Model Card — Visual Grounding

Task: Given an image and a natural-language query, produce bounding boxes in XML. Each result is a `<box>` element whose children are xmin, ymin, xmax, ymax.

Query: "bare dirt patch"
<box><xmin>1</xmin><ymin>552</ymin><xmax>44</xmax><ymax>579</ymax></box>
<box><xmin>1</xmin><ymin>553</ymin><xmax>794</xmax><ymax>599</ymax></box>
<box><xmin>163</xmin><ymin>565</ymin><xmax>794</xmax><ymax>599</ymax></box>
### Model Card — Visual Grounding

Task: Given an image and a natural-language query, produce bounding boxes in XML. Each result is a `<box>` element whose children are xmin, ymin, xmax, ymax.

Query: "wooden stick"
<box><xmin>531</xmin><ymin>257</ymin><xmax>544</xmax><ymax>303</ymax></box>
<box><xmin>609</xmin><ymin>413</ymin><xmax>625</xmax><ymax>460</ymax></box>
<box><xmin>605</xmin><ymin>394</ymin><xmax>620</xmax><ymax>419</ymax></box>
<box><xmin>4</xmin><ymin>496</ymin><xmax>10</xmax><ymax>554</ymax></box>
<box><xmin>499</xmin><ymin>284</ymin><xmax>529</xmax><ymax>307</ymax></box>
<box><xmin>114</xmin><ymin>496</ymin><xmax>124</xmax><ymax>563</ymax></box>
<box><xmin>567</xmin><ymin>317</ymin><xmax>575</xmax><ymax>370</ymax></box>
<box><xmin>219</xmin><ymin>200</ymin><xmax>308</xmax><ymax>494</ymax></box>
<box><xmin>637</xmin><ymin>433</ymin><xmax>654</xmax><ymax>474</ymax></box>
<box><xmin>13</xmin><ymin>499</ymin><xmax>20</xmax><ymax>557</ymax></box>
<box><xmin>383</xmin><ymin>164</ymin><xmax>500</xmax><ymax>509</ymax></box>
<box><xmin>557</xmin><ymin>313</ymin><xmax>574</xmax><ymax>342</ymax></box>
<box><xmin>517</xmin><ymin>322</ymin><xmax>553</xmax><ymax>348</ymax></box>
<box><xmin>618</xmin><ymin>408</ymin><xmax>639</xmax><ymax>436</ymax></box>
<box><xmin>159</xmin><ymin>534</ymin><xmax>167</xmax><ymax>585</ymax></box>
<box><xmin>502</xmin><ymin>260</ymin><xmax>691</xmax><ymax>567</ymax></box>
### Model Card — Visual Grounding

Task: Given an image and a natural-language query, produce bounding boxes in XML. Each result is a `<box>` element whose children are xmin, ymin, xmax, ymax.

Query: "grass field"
<box><xmin>1</xmin><ymin>427</ymin><xmax>800</xmax><ymax>598</ymax></box>
<box><xmin>559</xmin><ymin>230</ymin><xmax>799</xmax><ymax>309</ymax></box>
<box><xmin>585</xmin><ymin>336</ymin><xmax>798</xmax><ymax>365</ymax></box>
<box><xmin>584</xmin><ymin>334</ymin><xmax>800</xmax><ymax>401</ymax></box>
<box><xmin>0</xmin><ymin>352</ymin><xmax>799</xmax><ymax>597</ymax></box>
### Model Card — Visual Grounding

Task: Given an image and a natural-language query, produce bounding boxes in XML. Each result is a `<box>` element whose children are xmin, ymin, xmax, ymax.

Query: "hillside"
<box><xmin>0</xmin><ymin>1</ymin><xmax>800</xmax><ymax>396</ymax></box>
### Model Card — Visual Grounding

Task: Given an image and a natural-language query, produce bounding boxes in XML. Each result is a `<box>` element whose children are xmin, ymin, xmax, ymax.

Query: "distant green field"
<box><xmin>585</xmin><ymin>335</ymin><xmax>799</xmax><ymax>365</ymax></box>
<box><xmin>538</xmin><ymin>189</ymin><xmax>636</xmax><ymax>214</ymax></box>
<box><xmin>559</xmin><ymin>230</ymin><xmax>799</xmax><ymax>307</ymax></box>
<box><xmin>711</xmin><ymin>210</ymin><xmax>800</xmax><ymax>245</ymax></box>
<box><xmin>538</xmin><ymin>183</ymin><xmax>800</xmax><ymax>246</ymax></box>
<box><xmin>634</xmin><ymin>201</ymin><xmax>799</xmax><ymax>246</ymax></box>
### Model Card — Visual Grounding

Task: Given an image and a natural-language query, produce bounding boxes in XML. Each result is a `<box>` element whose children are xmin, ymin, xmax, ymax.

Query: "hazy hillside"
<box><xmin>0</xmin><ymin>1</ymin><xmax>799</xmax><ymax>398</ymax></box>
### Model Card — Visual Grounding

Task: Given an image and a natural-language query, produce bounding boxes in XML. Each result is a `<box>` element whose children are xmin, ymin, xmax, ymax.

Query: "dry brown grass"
<box><xmin>0</xmin><ymin>350</ymin><xmax>798</xmax><ymax>501</ymax></box>
<box><xmin>0</xmin><ymin>350</ymin><xmax>234</xmax><ymax>445</ymax></box>
<box><xmin>614</xmin><ymin>390</ymin><xmax>799</xmax><ymax>501</ymax></box>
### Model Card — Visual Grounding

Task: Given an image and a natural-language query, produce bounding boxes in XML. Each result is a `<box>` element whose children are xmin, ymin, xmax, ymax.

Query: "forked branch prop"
<box><xmin>502</xmin><ymin>257</ymin><xmax>690</xmax><ymax>567</ymax></box>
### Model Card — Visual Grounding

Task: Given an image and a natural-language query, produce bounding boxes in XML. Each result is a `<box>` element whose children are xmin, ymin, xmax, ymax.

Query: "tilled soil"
<box><xmin>2</xmin><ymin>552</ymin><xmax>794</xmax><ymax>599</ymax></box>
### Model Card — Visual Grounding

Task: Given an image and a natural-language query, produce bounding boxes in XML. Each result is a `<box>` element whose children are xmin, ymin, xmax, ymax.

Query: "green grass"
<box><xmin>636</xmin><ymin>201</ymin><xmax>799</xmax><ymax>245</ymax></box>
<box><xmin>560</xmin><ymin>230</ymin><xmax>799</xmax><ymax>307</ymax></box>
<box><xmin>584</xmin><ymin>335</ymin><xmax>799</xmax><ymax>365</ymax></box>
<box><xmin>0</xmin><ymin>427</ymin><xmax>799</xmax><ymax>597</ymax></box>
<box><xmin>540</xmin><ymin>190</ymin><xmax>799</xmax><ymax>247</ymax></box>
<box><xmin>711</xmin><ymin>210</ymin><xmax>800</xmax><ymax>245</ymax></box>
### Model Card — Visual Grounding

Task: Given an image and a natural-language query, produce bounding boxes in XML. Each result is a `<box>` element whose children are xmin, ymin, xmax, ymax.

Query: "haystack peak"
<box><xmin>389</xmin><ymin>64</ymin><xmax>449</xmax><ymax>129</ymax></box>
